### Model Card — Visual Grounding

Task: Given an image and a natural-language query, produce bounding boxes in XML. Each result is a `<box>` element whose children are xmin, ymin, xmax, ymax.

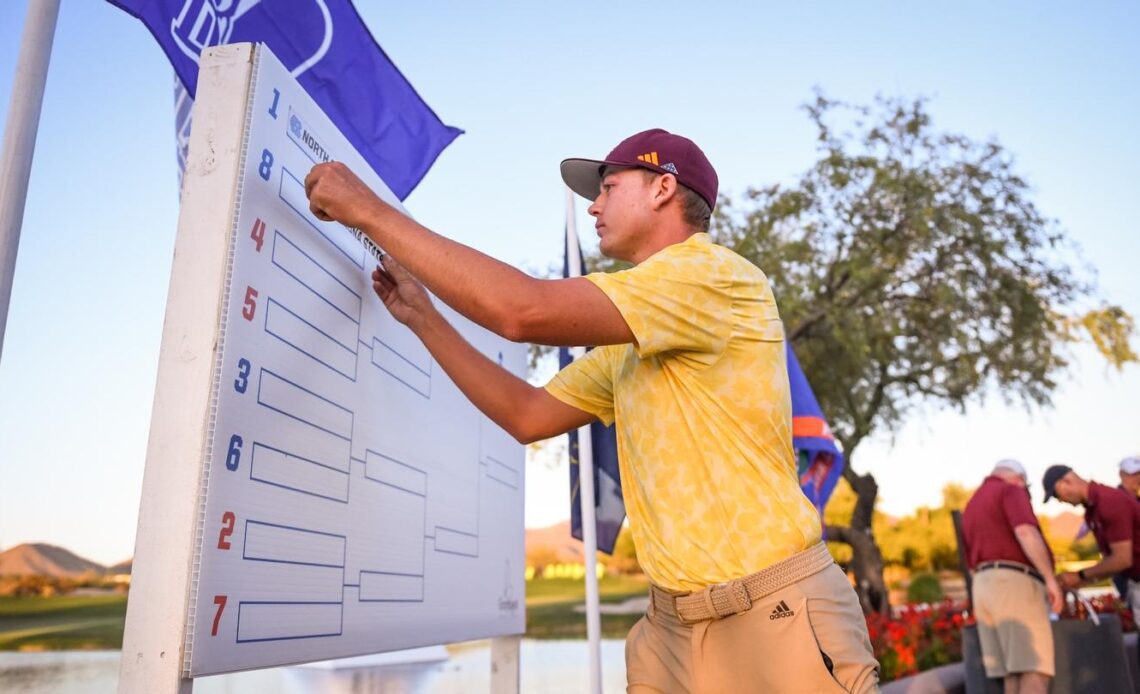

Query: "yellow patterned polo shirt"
<box><xmin>545</xmin><ymin>232</ymin><xmax>821</xmax><ymax>592</ymax></box>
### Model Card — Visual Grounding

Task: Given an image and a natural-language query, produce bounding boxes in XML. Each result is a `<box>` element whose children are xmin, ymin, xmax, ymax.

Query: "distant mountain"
<box><xmin>525</xmin><ymin>520</ymin><xmax>584</xmax><ymax>563</ymax></box>
<box><xmin>107</xmin><ymin>559</ymin><xmax>133</xmax><ymax>575</ymax></box>
<box><xmin>1043</xmin><ymin>511</ymin><xmax>1086</xmax><ymax>541</ymax></box>
<box><xmin>0</xmin><ymin>543</ymin><xmax>106</xmax><ymax>577</ymax></box>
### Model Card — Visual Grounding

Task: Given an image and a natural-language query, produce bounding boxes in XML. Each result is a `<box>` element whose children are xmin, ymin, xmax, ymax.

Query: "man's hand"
<box><xmin>304</xmin><ymin>161</ymin><xmax>386</xmax><ymax>229</ymax></box>
<box><xmin>373</xmin><ymin>256</ymin><xmax>434</xmax><ymax>330</ymax></box>
<box><xmin>1058</xmin><ymin>571</ymin><xmax>1082</xmax><ymax>590</ymax></box>
<box><xmin>1044</xmin><ymin>576</ymin><xmax>1065</xmax><ymax>613</ymax></box>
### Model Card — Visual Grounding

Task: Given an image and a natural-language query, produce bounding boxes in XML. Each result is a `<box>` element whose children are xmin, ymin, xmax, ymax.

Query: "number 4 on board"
<box><xmin>250</xmin><ymin>218</ymin><xmax>266</xmax><ymax>251</ymax></box>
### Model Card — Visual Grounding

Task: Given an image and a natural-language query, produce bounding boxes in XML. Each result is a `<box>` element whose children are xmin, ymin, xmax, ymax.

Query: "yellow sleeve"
<box><xmin>585</xmin><ymin>245</ymin><xmax>733</xmax><ymax>358</ymax></box>
<box><xmin>544</xmin><ymin>347</ymin><xmax>616</xmax><ymax>426</ymax></box>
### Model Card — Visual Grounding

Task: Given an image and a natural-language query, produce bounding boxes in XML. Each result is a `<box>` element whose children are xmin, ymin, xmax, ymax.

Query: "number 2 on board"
<box><xmin>218</xmin><ymin>511</ymin><xmax>235</xmax><ymax>550</ymax></box>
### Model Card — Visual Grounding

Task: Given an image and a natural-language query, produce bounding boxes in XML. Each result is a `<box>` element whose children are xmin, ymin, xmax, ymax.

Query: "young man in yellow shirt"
<box><xmin>306</xmin><ymin>129</ymin><xmax>878</xmax><ymax>692</ymax></box>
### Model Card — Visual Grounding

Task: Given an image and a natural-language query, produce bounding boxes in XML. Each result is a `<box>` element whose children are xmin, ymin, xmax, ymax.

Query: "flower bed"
<box><xmin>868</xmin><ymin>595</ymin><xmax>1135</xmax><ymax>683</ymax></box>
<box><xmin>867</xmin><ymin>601</ymin><xmax>972</xmax><ymax>682</ymax></box>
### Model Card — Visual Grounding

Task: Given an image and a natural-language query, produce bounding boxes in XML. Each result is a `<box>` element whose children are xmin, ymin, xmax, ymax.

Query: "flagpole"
<box><xmin>0</xmin><ymin>0</ymin><xmax>61</xmax><ymax>366</ymax></box>
<box><xmin>566</xmin><ymin>185</ymin><xmax>603</xmax><ymax>694</ymax></box>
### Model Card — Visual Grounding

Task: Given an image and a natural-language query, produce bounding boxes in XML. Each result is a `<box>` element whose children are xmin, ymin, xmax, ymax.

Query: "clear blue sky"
<box><xmin>1</xmin><ymin>1</ymin><xmax>1137</xmax><ymax>565</ymax></box>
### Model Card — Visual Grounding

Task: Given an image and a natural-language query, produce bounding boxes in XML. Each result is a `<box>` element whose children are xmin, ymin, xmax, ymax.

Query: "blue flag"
<box><xmin>559</xmin><ymin>216</ymin><xmax>625</xmax><ymax>555</ymax></box>
<box><xmin>109</xmin><ymin>0</ymin><xmax>462</xmax><ymax>199</ymax></box>
<box><xmin>787</xmin><ymin>343</ymin><xmax>845</xmax><ymax>516</ymax></box>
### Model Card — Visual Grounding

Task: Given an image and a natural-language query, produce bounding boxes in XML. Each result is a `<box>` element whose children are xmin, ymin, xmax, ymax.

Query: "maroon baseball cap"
<box><xmin>560</xmin><ymin>128</ymin><xmax>718</xmax><ymax>210</ymax></box>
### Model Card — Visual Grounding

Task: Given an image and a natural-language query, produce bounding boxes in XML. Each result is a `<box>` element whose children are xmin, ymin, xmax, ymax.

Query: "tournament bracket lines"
<box><xmin>184</xmin><ymin>45</ymin><xmax>525</xmax><ymax>677</ymax></box>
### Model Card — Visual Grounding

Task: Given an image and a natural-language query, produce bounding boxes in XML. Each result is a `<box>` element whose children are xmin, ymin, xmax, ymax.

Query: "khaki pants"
<box><xmin>627</xmin><ymin>563</ymin><xmax>879</xmax><ymax>693</ymax></box>
<box><xmin>1128</xmin><ymin>577</ymin><xmax>1140</xmax><ymax>619</ymax></box>
<box><xmin>972</xmin><ymin>568</ymin><xmax>1054</xmax><ymax>678</ymax></box>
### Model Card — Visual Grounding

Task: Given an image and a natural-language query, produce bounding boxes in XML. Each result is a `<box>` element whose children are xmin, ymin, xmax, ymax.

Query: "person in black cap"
<box><xmin>1043</xmin><ymin>465</ymin><xmax>1140</xmax><ymax>616</ymax></box>
<box><xmin>305</xmin><ymin>130</ymin><xmax>878</xmax><ymax>692</ymax></box>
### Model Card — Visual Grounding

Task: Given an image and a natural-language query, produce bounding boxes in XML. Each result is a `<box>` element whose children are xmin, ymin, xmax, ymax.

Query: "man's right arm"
<box><xmin>1013</xmin><ymin>524</ymin><xmax>1064</xmax><ymax>612</ymax></box>
<box><xmin>305</xmin><ymin>162</ymin><xmax>634</xmax><ymax>348</ymax></box>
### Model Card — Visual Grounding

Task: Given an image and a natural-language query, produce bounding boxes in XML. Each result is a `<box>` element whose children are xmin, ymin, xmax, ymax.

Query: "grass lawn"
<box><xmin>525</xmin><ymin>574</ymin><xmax>649</xmax><ymax>639</ymax></box>
<box><xmin>0</xmin><ymin>594</ymin><xmax>127</xmax><ymax>651</ymax></box>
<box><xmin>0</xmin><ymin>575</ymin><xmax>649</xmax><ymax>649</ymax></box>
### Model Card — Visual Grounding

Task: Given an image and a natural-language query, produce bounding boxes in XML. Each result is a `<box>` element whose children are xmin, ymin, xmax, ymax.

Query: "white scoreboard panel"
<box><xmin>184</xmin><ymin>44</ymin><xmax>525</xmax><ymax>676</ymax></box>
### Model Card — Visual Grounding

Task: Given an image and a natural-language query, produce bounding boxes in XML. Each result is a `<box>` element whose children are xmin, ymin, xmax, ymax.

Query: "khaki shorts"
<box><xmin>972</xmin><ymin>567</ymin><xmax>1054</xmax><ymax>678</ymax></box>
<box><xmin>626</xmin><ymin>563</ymin><xmax>879</xmax><ymax>693</ymax></box>
<box><xmin>1128</xmin><ymin>577</ymin><xmax>1140</xmax><ymax>619</ymax></box>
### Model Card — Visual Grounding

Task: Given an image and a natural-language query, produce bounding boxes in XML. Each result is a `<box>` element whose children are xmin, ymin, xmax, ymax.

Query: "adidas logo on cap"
<box><xmin>769</xmin><ymin>600</ymin><xmax>795</xmax><ymax>620</ymax></box>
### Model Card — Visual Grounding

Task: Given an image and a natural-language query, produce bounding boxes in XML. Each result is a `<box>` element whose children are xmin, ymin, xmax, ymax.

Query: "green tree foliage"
<box><xmin>906</xmin><ymin>572</ymin><xmax>944</xmax><ymax>603</ymax></box>
<box><xmin>605</xmin><ymin>525</ymin><xmax>643</xmax><ymax>575</ymax></box>
<box><xmin>877</xmin><ymin>484</ymin><xmax>973</xmax><ymax>572</ymax></box>
<box><xmin>714</xmin><ymin>93</ymin><xmax>1134</xmax><ymax>443</ymax></box>
<box><xmin>704</xmin><ymin>93</ymin><xmax>1135</xmax><ymax>612</ymax></box>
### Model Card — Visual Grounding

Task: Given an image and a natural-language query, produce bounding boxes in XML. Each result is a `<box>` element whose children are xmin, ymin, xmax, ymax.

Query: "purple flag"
<box><xmin>108</xmin><ymin>0</ymin><xmax>461</xmax><ymax>199</ymax></box>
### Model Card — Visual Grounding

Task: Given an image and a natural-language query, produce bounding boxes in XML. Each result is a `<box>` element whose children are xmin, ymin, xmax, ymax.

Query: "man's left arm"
<box><xmin>305</xmin><ymin>163</ymin><xmax>633</xmax><ymax>347</ymax></box>
<box><xmin>1059</xmin><ymin>496</ymin><xmax>1135</xmax><ymax>588</ymax></box>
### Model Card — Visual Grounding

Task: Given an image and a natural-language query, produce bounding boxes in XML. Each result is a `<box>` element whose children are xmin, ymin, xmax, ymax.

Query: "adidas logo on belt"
<box><xmin>769</xmin><ymin>600</ymin><xmax>795</xmax><ymax>620</ymax></box>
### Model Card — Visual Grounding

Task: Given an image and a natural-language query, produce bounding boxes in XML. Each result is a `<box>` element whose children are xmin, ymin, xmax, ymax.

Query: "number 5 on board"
<box><xmin>242</xmin><ymin>287</ymin><xmax>259</xmax><ymax>321</ymax></box>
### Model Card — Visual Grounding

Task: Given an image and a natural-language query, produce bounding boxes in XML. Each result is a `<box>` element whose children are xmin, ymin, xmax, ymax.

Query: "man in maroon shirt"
<box><xmin>1043</xmin><ymin>464</ymin><xmax>1140</xmax><ymax>616</ymax></box>
<box><xmin>963</xmin><ymin>459</ymin><xmax>1062</xmax><ymax>694</ymax></box>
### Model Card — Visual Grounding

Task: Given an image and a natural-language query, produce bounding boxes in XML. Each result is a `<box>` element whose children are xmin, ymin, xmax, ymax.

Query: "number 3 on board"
<box><xmin>234</xmin><ymin>358</ymin><xmax>251</xmax><ymax>393</ymax></box>
<box><xmin>211</xmin><ymin>595</ymin><xmax>227</xmax><ymax>636</ymax></box>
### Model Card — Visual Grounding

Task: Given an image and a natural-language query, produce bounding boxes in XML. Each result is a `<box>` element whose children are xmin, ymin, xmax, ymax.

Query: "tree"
<box><xmin>605</xmin><ymin>525</ymin><xmax>643</xmax><ymax>575</ymax></box>
<box><xmin>877</xmin><ymin>484</ymin><xmax>974</xmax><ymax>573</ymax></box>
<box><xmin>708</xmin><ymin>93</ymin><xmax>1136</xmax><ymax>613</ymax></box>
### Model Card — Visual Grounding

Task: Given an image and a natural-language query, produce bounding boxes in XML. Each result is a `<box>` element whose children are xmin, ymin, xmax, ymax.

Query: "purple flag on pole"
<box><xmin>109</xmin><ymin>0</ymin><xmax>461</xmax><ymax>199</ymax></box>
<box><xmin>559</xmin><ymin>222</ymin><xmax>625</xmax><ymax>555</ymax></box>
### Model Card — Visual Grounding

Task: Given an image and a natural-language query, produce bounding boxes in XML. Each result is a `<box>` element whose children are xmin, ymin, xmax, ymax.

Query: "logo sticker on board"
<box><xmin>286</xmin><ymin>107</ymin><xmax>332</xmax><ymax>165</ymax></box>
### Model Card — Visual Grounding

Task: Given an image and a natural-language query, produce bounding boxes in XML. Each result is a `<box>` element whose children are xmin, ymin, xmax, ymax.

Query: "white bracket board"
<box><xmin>120</xmin><ymin>43</ymin><xmax>525</xmax><ymax>687</ymax></box>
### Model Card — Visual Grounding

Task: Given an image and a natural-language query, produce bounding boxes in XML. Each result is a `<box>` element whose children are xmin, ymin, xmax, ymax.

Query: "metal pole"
<box><xmin>951</xmin><ymin>509</ymin><xmax>973</xmax><ymax>607</ymax></box>
<box><xmin>566</xmin><ymin>186</ymin><xmax>603</xmax><ymax>694</ymax></box>
<box><xmin>490</xmin><ymin>635</ymin><xmax>522</xmax><ymax>693</ymax></box>
<box><xmin>0</xmin><ymin>0</ymin><xmax>61</xmax><ymax>366</ymax></box>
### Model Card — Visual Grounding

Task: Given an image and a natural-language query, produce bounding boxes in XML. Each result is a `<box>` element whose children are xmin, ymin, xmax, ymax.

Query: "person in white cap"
<box><xmin>962</xmin><ymin>459</ymin><xmax>1061</xmax><ymax>694</ymax></box>
<box><xmin>1110</xmin><ymin>456</ymin><xmax>1140</xmax><ymax>599</ymax></box>
<box><xmin>1118</xmin><ymin>456</ymin><xmax>1140</xmax><ymax>500</ymax></box>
